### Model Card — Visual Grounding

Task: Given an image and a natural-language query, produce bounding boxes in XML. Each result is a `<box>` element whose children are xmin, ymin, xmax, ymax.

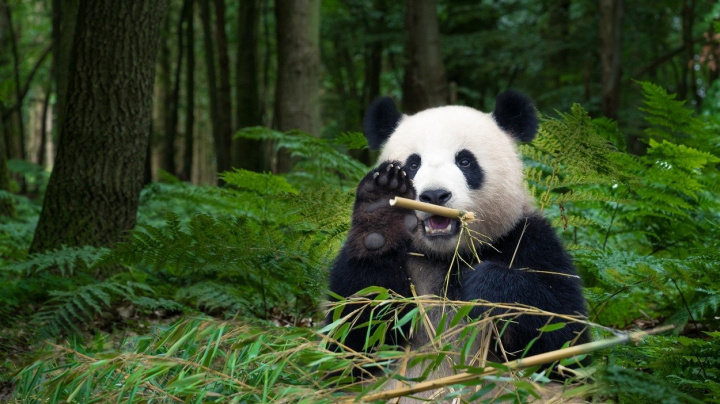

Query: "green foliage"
<box><xmin>4</xmin><ymin>85</ymin><xmax>720</xmax><ymax>402</ymax></box>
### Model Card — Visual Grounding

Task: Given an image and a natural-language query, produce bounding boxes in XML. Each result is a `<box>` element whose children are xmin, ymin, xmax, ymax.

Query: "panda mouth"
<box><xmin>423</xmin><ymin>215</ymin><xmax>459</xmax><ymax>237</ymax></box>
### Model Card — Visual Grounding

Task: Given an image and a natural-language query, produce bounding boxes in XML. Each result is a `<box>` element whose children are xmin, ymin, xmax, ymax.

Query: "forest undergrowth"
<box><xmin>1</xmin><ymin>83</ymin><xmax>719</xmax><ymax>402</ymax></box>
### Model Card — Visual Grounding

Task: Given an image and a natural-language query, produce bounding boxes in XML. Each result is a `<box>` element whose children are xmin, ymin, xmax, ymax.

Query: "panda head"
<box><xmin>363</xmin><ymin>91</ymin><xmax>539</xmax><ymax>256</ymax></box>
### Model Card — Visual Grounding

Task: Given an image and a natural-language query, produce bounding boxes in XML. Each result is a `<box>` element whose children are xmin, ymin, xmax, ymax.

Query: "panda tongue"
<box><xmin>427</xmin><ymin>215</ymin><xmax>452</xmax><ymax>230</ymax></box>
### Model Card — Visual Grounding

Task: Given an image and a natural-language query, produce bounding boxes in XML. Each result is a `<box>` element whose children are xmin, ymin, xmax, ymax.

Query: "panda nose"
<box><xmin>419</xmin><ymin>189</ymin><xmax>452</xmax><ymax>206</ymax></box>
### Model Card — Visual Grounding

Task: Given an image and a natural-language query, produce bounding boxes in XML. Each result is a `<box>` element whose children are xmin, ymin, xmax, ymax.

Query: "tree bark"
<box><xmin>2</xmin><ymin>0</ymin><xmax>25</xmax><ymax>163</ymax></box>
<box><xmin>599</xmin><ymin>0</ymin><xmax>623</xmax><ymax>120</ymax></box>
<box><xmin>213</xmin><ymin>0</ymin><xmax>234</xmax><ymax>175</ymax></box>
<box><xmin>0</xmin><ymin>123</ymin><xmax>15</xmax><ymax>218</ymax></box>
<box><xmin>38</xmin><ymin>81</ymin><xmax>51</xmax><ymax>167</ymax></box>
<box><xmin>181</xmin><ymin>0</ymin><xmax>195</xmax><ymax>182</ymax></box>
<box><xmin>30</xmin><ymin>0</ymin><xmax>168</xmax><ymax>253</ymax></box>
<box><xmin>199</xmin><ymin>0</ymin><xmax>230</xmax><ymax>183</ymax></box>
<box><xmin>162</xmin><ymin>0</ymin><xmax>191</xmax><ymax>177</ymax></box>
<box><xmin>274</xmin><ymin>0</ymin><xmax>321</xmax><ymax>173</ymax></box>
<box><xmin>401</xmin><ymin>0</ymin><xmax>448</xmax><ymax>114</ymax></box>
<box><xmin>51</xmin><ymin>0</ymin><xmax>79</xmax><ymax>143</ymax></box>
<box><xmin>233</xmin><ymin>0</ymin><xmax>263</xmax><ymax>171</ymax></box>
<box><xmin>679</xmin><ymin>0</ymin><xmax>698</xmax><ymax>104</ymax></box>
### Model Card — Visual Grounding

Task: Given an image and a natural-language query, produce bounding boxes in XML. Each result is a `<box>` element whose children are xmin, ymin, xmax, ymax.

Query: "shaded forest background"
<box><xmin>1</xmin><ymin>0</ymin><xmax>720</xmax><ymax>402</ymax></box>
<box><xmin>3</xmin><ymin>0</ymin><xmax>719</xmax><ymax>188</ymax></box>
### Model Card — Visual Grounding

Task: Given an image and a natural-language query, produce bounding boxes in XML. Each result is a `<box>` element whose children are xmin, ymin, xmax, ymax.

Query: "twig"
<box><xmin>390</xmin><ymin>197</ymin><xmax>475</xmax><ymax>222</ymax></box>
<box><xmin>346</xmin><ymin>325</ymin><xmax>676</xmax><ymax>403</ymax></box>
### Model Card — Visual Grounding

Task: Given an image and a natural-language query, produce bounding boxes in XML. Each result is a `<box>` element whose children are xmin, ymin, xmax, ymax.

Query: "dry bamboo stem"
<box><xmin>348</xmin><ymin>325</ymin><xmax>675</xmax><ymax>403</ymax></box>
<box><xmin>390</xmin><ymin>197</ymin><xmax>476</xmax><ymax>222</ymax></box>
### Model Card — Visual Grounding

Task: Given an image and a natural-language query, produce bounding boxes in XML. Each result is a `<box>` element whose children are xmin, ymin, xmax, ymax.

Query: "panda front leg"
<box><xmin>460</xmin><ymin>261</ymin><xmax>587</xmax><ymax>360</ymax></box>
<box><xmin>327</xmin><ymin>161</ymin><xmax>418</xmax><ymax>354</ymax></box>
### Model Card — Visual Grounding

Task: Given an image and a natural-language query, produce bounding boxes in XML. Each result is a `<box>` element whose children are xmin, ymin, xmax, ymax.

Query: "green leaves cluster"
<box><xmin>3</xmin><ymin>83</ymin><xmax>720</xmax><ymax>402</ymax></box>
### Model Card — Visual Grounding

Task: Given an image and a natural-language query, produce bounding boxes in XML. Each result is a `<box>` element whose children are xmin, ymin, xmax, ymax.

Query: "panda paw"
<box><xmin>349</xmin><ymin>161</ymin><xmax>418</xmax><ymax>257</ymax></box>
<box><xmin>357</xmin><ymin>161</ymin><xmax>416</xmax><ymax>203</ymax></box>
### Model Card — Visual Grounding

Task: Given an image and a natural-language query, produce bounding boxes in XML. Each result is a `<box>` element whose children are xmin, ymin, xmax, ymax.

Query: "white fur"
<box><xmin>377</xmin><ymin>106</ymin><xmax>532</xmax><ymax>255</ymax></box>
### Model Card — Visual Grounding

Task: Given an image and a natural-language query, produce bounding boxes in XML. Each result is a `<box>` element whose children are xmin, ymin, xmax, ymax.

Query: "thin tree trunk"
<box><xmin>163</xmin><ymin>0</ymin><xmax>191</xmax><ymax>177</ymax></box>
<box><xmin>274</xmin><ymin>0</ymin><xmax>321</xmax><ymax>173</ymax></box>
<box><xmin>402</xmin><ymin>0</ymin><xmax>448</xmax><ymax>114</ymax></box>
<box><xmin>599</xmin><ymin>0</ymin><xmax>623</xmax><ymax>120</ymax></box>
<box><xmin>0</xmin><ymin>124</ymin><xmax>15</xmax><ymax>218</ymax></box>
<box><xmin>2</xmin><ymin>0</ymin><xmax>25</xmax><ymax>162</ymax></box>
<box><xmin>38</xmin><ymin>81</ymin><xmax>51</xmax><ymax>167</ymax></box>
<box><xmin>181</xmin><ymin>0</ymin><xmax>195</xmax><ymax>182</ymax></box>
<box><xmin>144</xmin><ymin>121</ymin><xmax>153</xmax><ymax>186</ymax></box>
<box><xmin>159</xmin><ymin>15</ymin><xmax>174</xmax><ymax>175</ymax></box>
<box><xmin>213</xmin><ymin>0</ymin><xmax>233</xmax><ymax>174</ymax></box>
<box><xmin>51</xmin><ymin>0</ymin><xmax>78</xmax><ymax>144</ymax></box>
<box><xmin>199</xmin><ymin>0</ymin><xmax>229</xmax><ymax>183</ymax></box>
<box><xmin>30</xmin><ymin>0</ymin><xmax>168</xmax><ymax>253</ymax></box>
<box><xmin>680</xmin><ymin>0</ymin><xmax>698</xmax><ymax>105</ymax></box>
<box><xmin>233</xmin><ymin>0</ymin><xmax>263</xmax><ymax>171</ymax></box>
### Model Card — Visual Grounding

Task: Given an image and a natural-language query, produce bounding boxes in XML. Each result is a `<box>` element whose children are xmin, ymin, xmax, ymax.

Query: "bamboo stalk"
<box><xmin>347</xmin><ymin>325</ymin><xmax>675</xmax><ymax>403</ymax></box>
<box><xmin>390</xmin><ymin>197</ymin><xmax>476</xmax><ymax>222</ymax></box>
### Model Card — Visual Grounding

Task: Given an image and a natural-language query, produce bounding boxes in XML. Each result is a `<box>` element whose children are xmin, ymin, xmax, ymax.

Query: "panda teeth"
<box><xmin>424</xmin><ymin>222</ymin><xmax>453</xmax><ymax>235</ymax></box>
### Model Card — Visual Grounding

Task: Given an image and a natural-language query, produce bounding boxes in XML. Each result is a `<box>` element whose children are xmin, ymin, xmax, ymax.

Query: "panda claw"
<box><xmin>373</xmin><ymin>171</ymin><xmax>380</xmax><ymax>179</ymax></box>
<box><xmin>400</xmin><ymin>170</ymin><xmax>406</xmax><ymax>178</ymax></box>
<box><xmin>387</xmin><ymin>164</ymin><xmax>393</xmax><ymax>171</ymax></box>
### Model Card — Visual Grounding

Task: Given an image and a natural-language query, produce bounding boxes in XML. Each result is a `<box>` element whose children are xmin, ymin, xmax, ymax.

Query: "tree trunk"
<box><xmin>159</xmin><ymin>15</ymin><xmax>175</xmax><ymax>176</ymax></box>
<box><xmin>163</xmin><ymin>0</ymin><xmax>191</xmax><ymax>177</ymax></box>
<box><xmin>233</xmin><ymin>0</ymin><xmax>263</xmax><ymax>171</ymax></box>
<box><xmin>0</xmin><ymin>124</ymin><xmax>15</xmax><ymax>218</ymax></box>
<box><xmin>199</xmin><ymin>0</ymin><xmax>230</xmax><ymax>183</ymax></box>
<box><xmin>274</xmin><ymin>0</ymin><xmax>321</xmax><ymax>173</ymax></box>
<box><xmin>181</xmin><ymin>0</ymin><xmax>195</xmax><ymax>182</ymax></box>
<box><xmin>30</xmin><ymin>0</ymin><xmax>168</xmax><ymax>253</ymax></box>
<box><xmin>599</xmin><ymin>0</ymin><xmax>623</xmax><ymax>120</ymax></box>
<box><xmin>2</xmin><ymin>0</ymin><xmax>25</xmax><ymax>163</ymax></box>
<box><xmin>679</xmin><ymin>0</ymin><xmax>698</xmax><ymax>104</ymax></box>
<box><xmin>37</xmin><ymin>81</ymin><xmax>51</xmax><ymax>167</ymax></box>
<box><xmin>401</xmin><ymin>0</ymin><xmax>448</xmax><ymax>114</ymax></box>
<box><xmin>212</xmin><ymin>0</ymin><xmax>234</xmax><ymax>175</ymax></box>
<box><xmin>51</xmin><ymin>0</ymin><xmax>79</xmax><ymax>143</ymax></box>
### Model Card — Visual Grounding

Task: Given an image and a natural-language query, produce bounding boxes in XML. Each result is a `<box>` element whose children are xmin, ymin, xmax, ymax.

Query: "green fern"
<box><xmin>32</xmin><ymin>281</ymin><xmax>152</xmax><ymax>336</ymax></box>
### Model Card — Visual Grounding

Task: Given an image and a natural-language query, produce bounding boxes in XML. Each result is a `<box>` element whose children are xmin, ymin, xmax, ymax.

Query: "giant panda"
<box><xmin>327</xmin><ymin>91</ymin><xmax>588</xmax><ymax>380</ymax></box>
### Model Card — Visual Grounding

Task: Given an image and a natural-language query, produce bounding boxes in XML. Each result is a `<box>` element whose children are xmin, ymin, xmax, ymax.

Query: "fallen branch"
<box><xmin>349</xmin><ymin>324</ymin><xmax>675</xmax><ymax>403</ymax></box>
<box><xmin>390</xmin><ymin>197</ymin><xmax>476</xmax><ymax>222</ymax></box>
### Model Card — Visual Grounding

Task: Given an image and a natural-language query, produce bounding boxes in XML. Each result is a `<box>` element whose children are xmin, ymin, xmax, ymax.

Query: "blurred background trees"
<box><xmin>1</xmin><ymin>0</ymin><xmax>717</xmax><ymax>189</ymax></box>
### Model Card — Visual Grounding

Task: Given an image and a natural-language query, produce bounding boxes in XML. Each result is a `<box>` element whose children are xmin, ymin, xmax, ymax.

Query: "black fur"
<box><xmin>460</xmin><ymin>215</ymin><xmax>588</xmax><ymax>359</ymax></box>
<box><xmin>363</xmin><ymin>97</ymin><xmax>403</xmax><ymax>150</ymax></box>
<box><xmin>327</xmin><ymin>161</ymin><xmax>417</xmax><ymax>353</ymax></box>
<box><xmin>493</xmin><ymin>90</ymin><xmax>539</xmax><ymax>142</ymax></box>
<box><xmin>404</xmin><ymin>154</ymin><xmax>421</xmax><ymax>179</ymax></box>
<box><xmin>455</xmin><ymin>149</ymin><xmax>484</xmax><ymax>189</ymax></box>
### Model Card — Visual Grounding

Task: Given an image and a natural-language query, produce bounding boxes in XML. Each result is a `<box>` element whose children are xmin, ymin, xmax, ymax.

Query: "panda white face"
<box><xmin>377</xmin><ymin>105</ymin><xmax>531</xmax><ymax>255</ymax></box>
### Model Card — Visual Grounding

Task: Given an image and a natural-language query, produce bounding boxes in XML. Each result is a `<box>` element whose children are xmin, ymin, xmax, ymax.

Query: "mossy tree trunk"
<box><xmin>401</xmin><ymin>0</ymin><xmax>448</xmax><ymax>114</ymax></box>
<box><xmin>180</xmin><ymin>0</ymin><xmax>195</xmax><ymax>182</ymax></box>
<box><xmin>51</xmin><ymin>0</ymin><xmax>78</xmax><ymax>143</ymax></box>
<box><xmin>30</xmin><ymin>0</ymin><xmax>168</xmax><ymax>253</ymax></box>
<box><xmin>232</xmin><ymin>0</ymin><xmax>263</xmax><ymax>172</ymax></box>
<box><xmin>599</xmin><ymin>0</ymin><xmax>623</xmax><ymax>120</ymax></box>
<box><xmin>213</xmin><ymin>0</ymin><xmax>234</xmax><ymax>176</ymax></box>
<box><xmin>274</xmin><ymin>0</ymin><xmax>321</xmax><ymax>173</ymax></box>
<box><xmin>0</xmin><ymin>126</ymin><xmax>15</xmax><ymax>218</ymax></box>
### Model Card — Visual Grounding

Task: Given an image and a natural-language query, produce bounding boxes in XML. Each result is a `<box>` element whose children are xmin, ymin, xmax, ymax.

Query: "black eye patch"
<box><xmin>404</xmin><ymin>154</ymin><xmax>421</xmax><ymax>179</ymax></box>
<box><xmin>455</xmin><ymin>149</ymin><xmax>484</xmax><ymax>189</ymax></box>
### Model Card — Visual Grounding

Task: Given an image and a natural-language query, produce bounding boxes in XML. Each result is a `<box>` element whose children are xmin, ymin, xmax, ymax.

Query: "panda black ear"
<box><xmin>492</xmin><ymin>90</ymin><xmax>539</xmax><ymax>142</ymax></box>
<box><xmin>363</xmin><ymin>96</ymin><xmax>402</xmax><ymax>150</ymax></box>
